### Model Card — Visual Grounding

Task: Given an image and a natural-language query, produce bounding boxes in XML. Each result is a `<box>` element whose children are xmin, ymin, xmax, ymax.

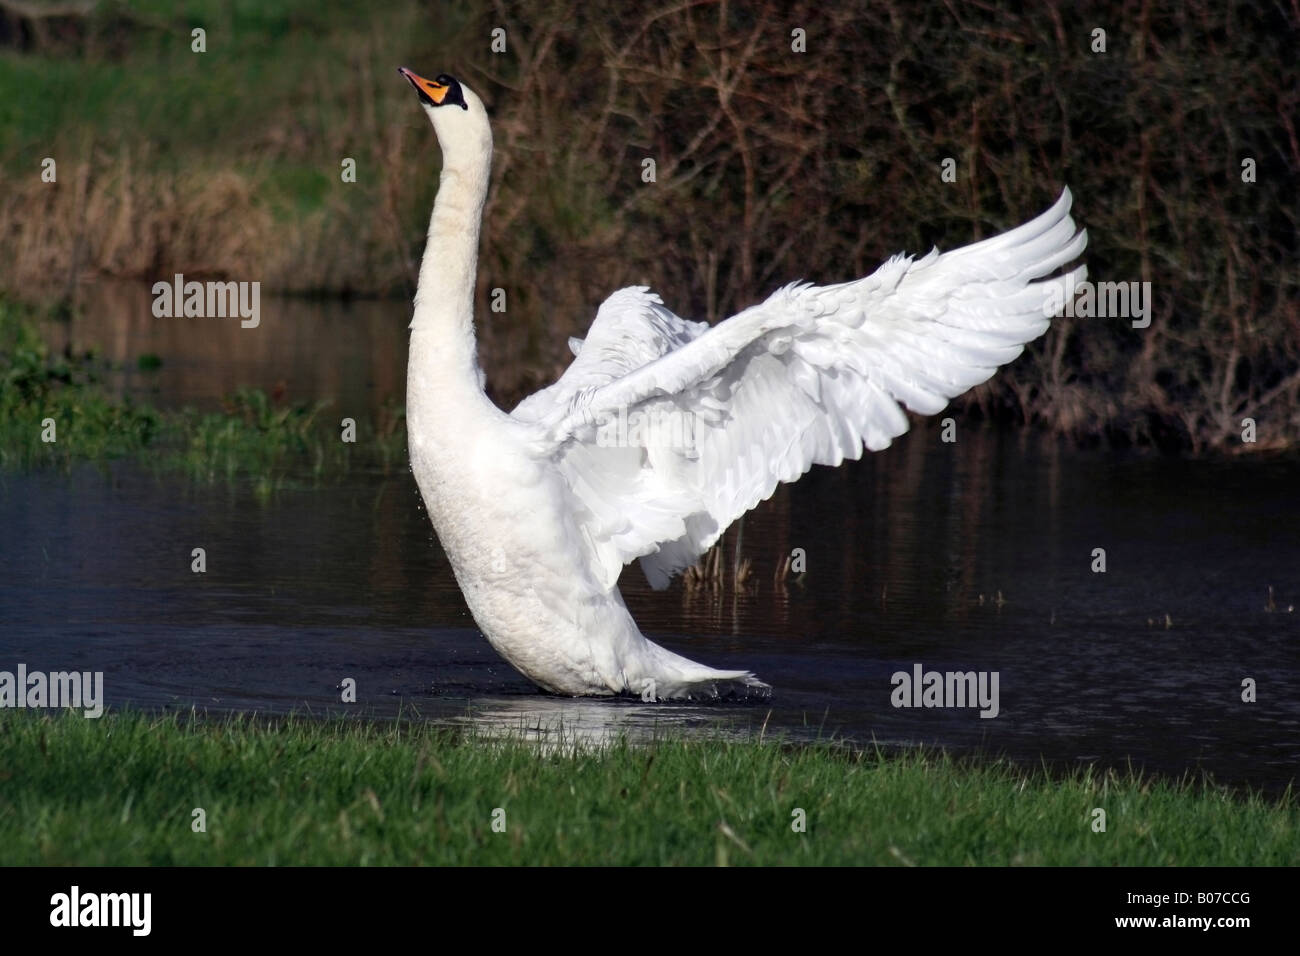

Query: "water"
<box><xmin>5</xmin><ymin>284</ymin><xmax>1299</xmax><ymax>792</ymax></box>
<box><xmin>38</xmin><ymin>281</ymin><xmax>410</xmax><ymax>418</ymax></box>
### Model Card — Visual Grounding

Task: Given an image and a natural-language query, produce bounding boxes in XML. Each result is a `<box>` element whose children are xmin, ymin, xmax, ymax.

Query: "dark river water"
<box><xmin>4</xmin><ymin>285</ymin><xmax>1299</xmax><ymax>794</ymax></box>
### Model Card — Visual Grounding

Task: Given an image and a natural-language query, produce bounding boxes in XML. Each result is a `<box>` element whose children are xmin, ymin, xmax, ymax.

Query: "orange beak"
<box><xmin>398</xmin><ymin>67</ymin><xmax>449</xmax><ymax>105</ymax></box>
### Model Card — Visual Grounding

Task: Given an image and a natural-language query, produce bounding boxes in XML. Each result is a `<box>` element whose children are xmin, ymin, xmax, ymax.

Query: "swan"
<box><xmin>397</xmin><ymin>68</ymin><xmax>1087</xmax><ymax>700</ymax></box>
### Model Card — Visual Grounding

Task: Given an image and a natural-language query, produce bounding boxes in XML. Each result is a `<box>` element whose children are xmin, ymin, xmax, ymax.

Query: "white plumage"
<box><xmin>399</xmin><ymin>69</ymin><xmax>1087</xmax><ymax>698</ymax></box>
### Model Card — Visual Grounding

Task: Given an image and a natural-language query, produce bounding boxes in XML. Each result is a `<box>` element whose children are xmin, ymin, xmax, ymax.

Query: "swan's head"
<box><xmin>398</xmin><ymin>68</ymin><xmax>491</xmax><ymax>166</ymax></box>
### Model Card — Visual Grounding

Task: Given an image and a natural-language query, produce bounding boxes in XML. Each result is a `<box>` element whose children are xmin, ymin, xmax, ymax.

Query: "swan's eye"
<box><xmin>435</xmin><ymin>74</ymin><xmax>470</xmax><ymax>111</ymax></box>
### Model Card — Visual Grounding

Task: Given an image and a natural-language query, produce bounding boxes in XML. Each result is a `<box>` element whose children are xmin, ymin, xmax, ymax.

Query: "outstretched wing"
<box><xmin>512</xmin><ymin>189</ymin><xmax>1087</xmax><ymax>590</ymax></box>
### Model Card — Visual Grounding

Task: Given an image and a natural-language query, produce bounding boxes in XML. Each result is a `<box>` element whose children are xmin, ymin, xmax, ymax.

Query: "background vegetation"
<box><xmin>1</xmin><ymin>0</ymin><xmax>1296</xmax><ymax>452</ymax></box>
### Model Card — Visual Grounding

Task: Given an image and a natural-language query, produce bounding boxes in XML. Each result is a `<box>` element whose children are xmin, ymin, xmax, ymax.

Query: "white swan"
<box><xmin>398</xmin><ymin>68</ymin><xmax>1087</xmax><ymax>699</ymax></box>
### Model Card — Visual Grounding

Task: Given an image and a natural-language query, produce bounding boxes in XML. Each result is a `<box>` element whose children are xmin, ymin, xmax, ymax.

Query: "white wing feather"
<box><xmin>512</xmin><ymin>188</ymin><xmax>1087</xmax><ymax>590</ymax></box>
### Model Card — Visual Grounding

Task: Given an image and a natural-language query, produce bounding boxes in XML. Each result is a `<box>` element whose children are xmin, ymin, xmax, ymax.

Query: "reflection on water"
<box><xmin>4</xmin><ymin>282</ymin><xmax>1299</xmax><ymax>793</ymax></box>
<box><xmin>457</xmin><ymin>698</ymin><xmax>739</xmax><ymax>754</ymax></box>
<box><xmin>43</xmin><ymin>281</ymin><xmax>409</xmax><ymax>418</ymax></box>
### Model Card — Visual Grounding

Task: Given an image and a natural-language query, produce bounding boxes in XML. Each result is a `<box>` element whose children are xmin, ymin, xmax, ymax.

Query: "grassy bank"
<box><xmin>0</xmin><ymin>300</ymin><xmax>405</xmax><ymax>485</ymax></box>
<box><xmin>0</xmin><ymin>709</ymin><xmax>1295</xmax><ymax>865</ymax></box>
<box><xmin>1</xmin><ymin>0</ymin><xmax>1296</xmax><ymax>450</ymax></box>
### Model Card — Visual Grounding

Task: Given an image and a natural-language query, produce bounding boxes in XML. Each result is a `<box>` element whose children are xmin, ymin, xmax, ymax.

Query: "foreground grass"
<box><xmin>0</xmin><ymin>710</ymin><xmax>1294</xmax><ymax>865</ymax></box>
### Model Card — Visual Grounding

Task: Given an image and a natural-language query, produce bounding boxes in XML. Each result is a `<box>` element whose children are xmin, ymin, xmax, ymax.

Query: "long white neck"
<box><xmin>408</xmin><ymin>98</ymin><xmax>493</xmax><ymax>396</ymax></box>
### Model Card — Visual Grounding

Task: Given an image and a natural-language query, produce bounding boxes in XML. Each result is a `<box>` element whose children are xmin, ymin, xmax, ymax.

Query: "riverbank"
<box><xmin>0</xmin><ymin>300</ymin><xmax>404</xmax><ymax>487</ymax></box>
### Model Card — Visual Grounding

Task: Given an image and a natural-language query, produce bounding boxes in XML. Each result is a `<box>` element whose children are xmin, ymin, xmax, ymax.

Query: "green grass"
<box><xmin>0</xmin><ymin>301</ymin><xmax>406</xmax><ymax>485</ymax></box>
<box><xmin>0</xmin><ymin>709</ymin><xmax>1294</xmax><ymax>865</ymax></box>
<box><xmin>0</xmin><ymin>1</ymin><xmax>380</xmax><ymax>155</ymax></box>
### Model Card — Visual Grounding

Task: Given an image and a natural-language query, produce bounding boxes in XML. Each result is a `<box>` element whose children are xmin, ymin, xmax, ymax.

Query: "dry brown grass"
<box><xmin>6</xmin><ymin>151</ymin><xmax>269</xmax><ymax>293</ymax></box>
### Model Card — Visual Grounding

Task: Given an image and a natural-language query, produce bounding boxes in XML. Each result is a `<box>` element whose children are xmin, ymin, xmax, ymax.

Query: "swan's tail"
<box><xmin>628</xmin><ymin>639</ymin><xmax>771</xmax><ymax>701</ymax></box>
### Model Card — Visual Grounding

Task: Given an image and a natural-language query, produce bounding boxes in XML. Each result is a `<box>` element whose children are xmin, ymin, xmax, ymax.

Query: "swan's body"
<box><xmin>399</xmin><ymin>69</ymin><xmax>1087</xmax><ymax>699</ymax></box>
